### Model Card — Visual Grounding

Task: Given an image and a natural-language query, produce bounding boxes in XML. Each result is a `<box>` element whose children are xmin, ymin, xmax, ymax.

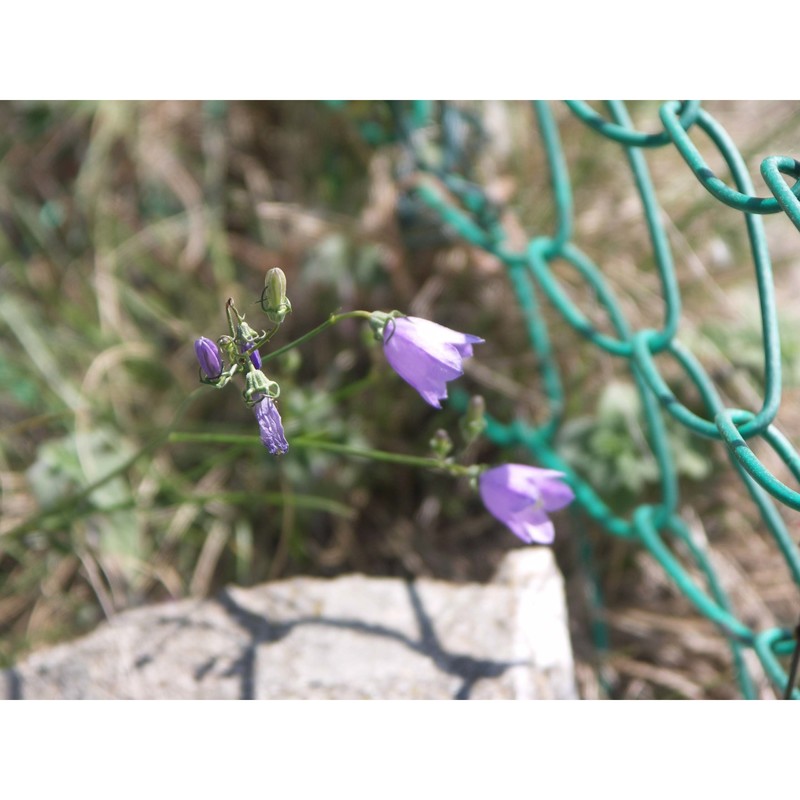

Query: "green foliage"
<box><xmin>301</xmin><ymin>232</ymin><xmax>387</xmax><ymax>295</ymax></box>
<box><xmin>0</xmin><ymin>355</ymin><xmax>41</xmax><ymax>408</ymax></box>
<box><xmin>26</xmin><ymin>428</ymin><xmax>136</xmax><ymax>510</ymax></box>
<box><xmin>701</xmin><ymin>315</ymin><xmax>800</xmax><ymax>388</ymax></box>
<box><xmin>558</xmin><ymin>381</ymin><xmax>711</xmax><ymax>499</ymax></box>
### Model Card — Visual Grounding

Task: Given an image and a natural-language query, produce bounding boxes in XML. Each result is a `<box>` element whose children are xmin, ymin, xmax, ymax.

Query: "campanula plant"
<box><xmin>194</xmin><ymin>269</ymin><xmax>290</xmax><ymax>452</ymax></box>
<box><xmin>190</xmin><ymin>269</ymin><xmax>573</xmax><ymax>543</ymax></box>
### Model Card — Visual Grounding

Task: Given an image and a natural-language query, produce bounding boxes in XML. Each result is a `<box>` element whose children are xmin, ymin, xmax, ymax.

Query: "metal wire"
<box><xmin>379</xmin><ymin>100</ymin><xmax>800</xmax><ymax>699</ymax></box>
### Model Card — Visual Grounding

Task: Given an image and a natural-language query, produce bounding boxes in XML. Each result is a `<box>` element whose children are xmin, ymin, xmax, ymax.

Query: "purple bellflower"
<box><xmin>195</xmin><ymin>337</ymin><xmax>223</xmax><ymax>380</ymax></box>
<box><xmin>253</xmin><ymin>395</ymin><xmax>288</xmax><ymax>455</ymax></box>
<box><xmin>382</xmin><ymin>316</ymin><xmax>484</xmax><ymax>408</ymax></box>
<box><xmin>479</xmin><ymin>464</ymin><xmax>574</xmax><ymax>545</ymax></box>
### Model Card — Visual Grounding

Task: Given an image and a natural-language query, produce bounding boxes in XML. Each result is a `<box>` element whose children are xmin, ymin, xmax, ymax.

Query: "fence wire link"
<box><xmin>377</xmin><ymin>100</ymin><xmax>800</xmax><ymax>699</ymax></box>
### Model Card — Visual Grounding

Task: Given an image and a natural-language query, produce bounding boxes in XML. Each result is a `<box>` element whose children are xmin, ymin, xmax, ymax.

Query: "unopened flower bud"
<box><xmin>460</xmin><ymin>395</ymin><xmax>487</xmax><ymax>443</ymax></box>
<box><xmin>261</xmin><ymin>267</ymin><xmax>292</xmax><ymax>325</ymax></box>
<box><xmin>429</xmin><ymin>429</ymin><xmax>453</xmax><ymax>460</ymax></box>
<box><xmin>194</xmin><ymin>337</ymin><xmax>223</xmax><ymax>380</ymax></box>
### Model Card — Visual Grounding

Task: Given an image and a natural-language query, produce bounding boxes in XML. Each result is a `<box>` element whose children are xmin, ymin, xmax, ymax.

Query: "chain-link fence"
<box><xmin>368</xmin><ymin>100</ymin><xmax>800</xmax><ymax>699</ymax></box>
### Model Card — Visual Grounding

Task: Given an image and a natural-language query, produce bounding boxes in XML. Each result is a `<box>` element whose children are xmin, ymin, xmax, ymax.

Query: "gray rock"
<box><xmin>2</xmin><ymin>548</ymin><xmax>576</xmax><ymax>699</ymax></box>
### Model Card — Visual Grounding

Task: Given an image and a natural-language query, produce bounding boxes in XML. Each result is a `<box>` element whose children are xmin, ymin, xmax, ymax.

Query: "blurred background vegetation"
<box><xmin>2</xmin><ymin>101</ymin><xmax>800</xmax><ymax>698</ymax></box>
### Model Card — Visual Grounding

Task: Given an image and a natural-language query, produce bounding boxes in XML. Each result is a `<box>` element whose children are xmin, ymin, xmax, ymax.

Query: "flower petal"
<box><xmin>452</xmin><ymin>338</ymin><xmax>483</xmax><ymax>359</ymax></box>
<box><xmin>384</xmin><ymin>331</ymin><xmax>463</xmax><ymax>409</ymax></box>
<box><xmin>385</xmin><ymin>347</ymin><xmax>463</xmax><ymax>407</ymax></box>
<box><xmin>507</xmin><ymin>517</ymin><xmax>556</xmax><ymax>545</ymax></box>
<box><xmin>479</xmin><ymin>464</ymin><xmax>538</xmax><ymax>514</ymax></box>
<box><xmin>478</xmin><ymin>463</ymin><xmax>572</xmax><ymax>545</ymax></box>
<box><xmin>500</xmin><ymin>495</ymin><xmax>553</xmax><ymax>544</ymax></box>
<box><xmin>491</xmin><ymin>464</ymin><xmax>573</xmax><ymax>511</ymax></box>
<box><xmin>399</xmin><ymin>317</ymin><xmax>484</xmax><ymax>349</ymax></box>
<box><xmin>536</xmin><ymin>471</ymin><xmax>575</xmax><ymax>512</ymax></box>
<box><xmin>385</xmin><ymin>318</ymin><xmax>465</xmax><ymax>370</ymax></box>
<box><xmin>381</xmin><ymin>316</ymin><xmax>483</xmax><ymax>408</ymax></box>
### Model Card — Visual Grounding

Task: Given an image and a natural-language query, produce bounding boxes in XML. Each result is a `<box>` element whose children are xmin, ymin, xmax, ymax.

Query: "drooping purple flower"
<box><xmin>479</xmin><ymin>464</ymin><xmax>574</xmax><ymax>545</ymax></box>
<box><xmin>194</xmin><ymin>337</ymin><xmax>223</xmax><ymax>380</ymax></box>
<box><xmin>240</xmin><ymin>341</ymin><xmax>262</xmax><ymax>369</ymax></box>
<box><xmin>253</xmin><ymin>395</ymin><xmax>288</xmax><ymax>455</ymax></box>
<box><xmin>382</xmin><ymin>316</ymin><xmax>484</xmax><ymax>408</ymax></box>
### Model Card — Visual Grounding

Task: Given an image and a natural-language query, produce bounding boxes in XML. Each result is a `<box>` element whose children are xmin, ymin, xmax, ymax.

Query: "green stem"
<box><xmin>261</xmin><ymin>310</ymin><xmax>373</xmax><ymax>363</ymax></box>
<box><xmin>225</xmin><ymin>297</ymin><xmax>239</xmax><ymax>338</ymax></box>
<box><xmin>245</xmin><ymin>323</ymin><xmax>281</xmax><ymax>354</ymax></box>
<box><xmin>168</xmin><ymin>430</ymin><xmax>478</xmax><ymax>477</ymax></box>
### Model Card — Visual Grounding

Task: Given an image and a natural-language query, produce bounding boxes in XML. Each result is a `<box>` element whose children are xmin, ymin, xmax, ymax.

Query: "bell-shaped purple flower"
<box><xmin>253</xmin><ymin>395</ymin><xmax>288</xmax><ymax>455</ymax></box>
<box><xmin>382</xmin><ymin>316</ymin><xmax>484</xmax><ymax>408</ymax></box>
<box><xmin>479</xmin><ymin>464</ymin><xmax>574</xmax><ymax>545</ymax></box>
<box><xmin>194</xmin><ymin>337</ymin><xmax>223</xmax><ymax>380</ymax></box>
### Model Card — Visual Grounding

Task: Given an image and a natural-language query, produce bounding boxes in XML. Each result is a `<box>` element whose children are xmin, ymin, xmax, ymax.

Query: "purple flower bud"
<box><xmin>253</xmin><ymin>395</ymin><xmax>288</xmax><ymax>455</ymax></box>
<box><xmin>479</xmin><ymin>464</ymin><xmax>574</xmax><ymax>544</ymax></box>
<box><xmin>382</xmin><ymin>316</ymin><xmax>484</xmax><ymax>408</ymax></box>
<box><xmin>240</xmin><ymin>341</ymin><xmax>262</xmax><ymax>369</ymax></box>
<box><xmin>194</xmin><ymin>337</ymin><xmax>223</xmax><ymax>380</ymax></box>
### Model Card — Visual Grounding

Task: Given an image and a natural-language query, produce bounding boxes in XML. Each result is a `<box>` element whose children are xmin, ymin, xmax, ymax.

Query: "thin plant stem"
<box><xmin>168</xmin><ymin>430</ymin><xmax>478</xmax><ymax>477</ymax></box>
<box><xmin>261</xmin><ymin>310</ymin><xmax>373</xmax><ymax>364</ymax></box>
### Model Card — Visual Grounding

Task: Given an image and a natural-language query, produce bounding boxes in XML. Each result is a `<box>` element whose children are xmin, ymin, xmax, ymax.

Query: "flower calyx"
<box><xmin>244</xmin><ymin>368</ymin><xmax>281</xmax><ymax>407</ymax></box>
<box><xmin>367</xmin><ymin>310</ymin><xmax>403</xmax><ymax>343</ymax></box>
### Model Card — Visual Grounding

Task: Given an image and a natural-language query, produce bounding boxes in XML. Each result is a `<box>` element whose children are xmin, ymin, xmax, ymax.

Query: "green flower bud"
<box><xmin>261</xmin><ymin>267</ymin><xmax>292</xmax><ymax>325</ymax></box>
<box><xmin>429</xmin><ymin>429</ymin><xmax>453</xmax><ymax>460</ymax></box>
<box><xmin>460</xmin><ymin>395</ymin><xmax>487</xmax><ymax>444</ymax></box>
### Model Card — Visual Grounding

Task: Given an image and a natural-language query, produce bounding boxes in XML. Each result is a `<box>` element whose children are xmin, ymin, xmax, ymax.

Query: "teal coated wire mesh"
<box><xmin>365</xmin><ymin>101</ymin><xmax>800</xmax><ymax>699</ymax></box>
